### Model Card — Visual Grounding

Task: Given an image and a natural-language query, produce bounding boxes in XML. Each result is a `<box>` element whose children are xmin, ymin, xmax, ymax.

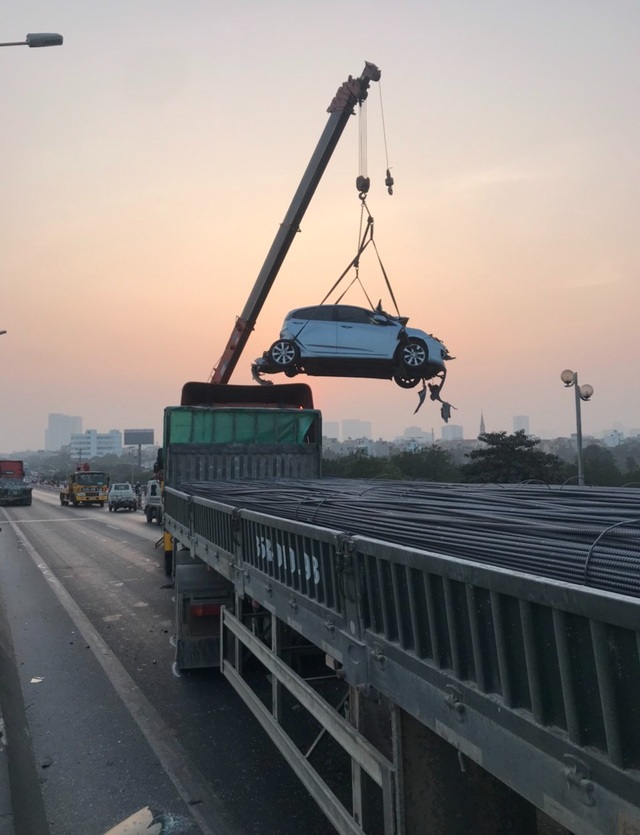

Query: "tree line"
<box><xmin>323</xmin><ymin>431</ymin><xmax>640</xmax><ymax>486</ymax></box>
<box><xmin>21</xmin><ymin>431</ymin><xmax>640</xmax><ymax>487</ymax></box>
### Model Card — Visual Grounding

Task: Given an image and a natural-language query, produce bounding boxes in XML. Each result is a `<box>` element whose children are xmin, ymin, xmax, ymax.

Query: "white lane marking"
<box><xmin>1</xmin><ymin>510</ymin><xmax>242</xmax><ymax>835</ymax></box>
<box><xmin>6</xmin><ymin>518</ymin><xmax>105</xmax><ymax>524</ymax></box>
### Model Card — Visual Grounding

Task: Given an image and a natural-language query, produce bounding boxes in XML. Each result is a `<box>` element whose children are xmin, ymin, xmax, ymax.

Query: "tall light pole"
<box><xmin>561</xmin><ymin>369</ymin><xmax>594</xmax><ymax>486</ymax></box>
<box><xmin>0</xmin><ymin>33</ymin><xmax>63</xmax><ymax>48</ymax></box>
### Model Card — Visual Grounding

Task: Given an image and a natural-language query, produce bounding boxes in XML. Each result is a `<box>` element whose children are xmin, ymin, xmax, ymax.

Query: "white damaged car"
<box><xmin>252</xmin><ymin>303</ymin><xmax>452</xmax><ymax>390</ymax></box>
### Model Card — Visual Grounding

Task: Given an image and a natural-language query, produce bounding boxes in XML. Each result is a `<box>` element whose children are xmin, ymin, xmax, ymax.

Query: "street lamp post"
<box><xmin>560</xmin><ymin>369</ymin><xmax>594</xmax><ymax>487</ymax></box>
<box><xmin>0</xmin><ymin>33</ymin><xmax>63</xmax><ymax>48</ymax></box>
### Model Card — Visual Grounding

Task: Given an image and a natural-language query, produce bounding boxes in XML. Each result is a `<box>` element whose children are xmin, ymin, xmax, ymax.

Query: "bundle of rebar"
<box><xmin>179</xmin><ymin>479</ymin><xmax>640</xmax><ymax>598</ymax></box>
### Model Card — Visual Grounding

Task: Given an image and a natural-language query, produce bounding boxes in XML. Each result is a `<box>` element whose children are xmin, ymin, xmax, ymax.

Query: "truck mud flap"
<box><xmin>221</xmin><ymin>607</ymin><xmax>397</xmax><ymax>835</ymax></box>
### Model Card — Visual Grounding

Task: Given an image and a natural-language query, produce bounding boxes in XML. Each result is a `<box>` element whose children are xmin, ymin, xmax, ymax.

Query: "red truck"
<box><xmin>0</xmin><ymin>460</ymin><xmax>33</xmax><ymax>506</ymax></box>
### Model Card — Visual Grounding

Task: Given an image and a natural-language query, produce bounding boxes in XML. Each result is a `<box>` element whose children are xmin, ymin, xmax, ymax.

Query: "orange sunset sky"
<box><xmin>2</xmin><ymin>1</ymin><xmax>639</xmax><ymax>451</ymax></box>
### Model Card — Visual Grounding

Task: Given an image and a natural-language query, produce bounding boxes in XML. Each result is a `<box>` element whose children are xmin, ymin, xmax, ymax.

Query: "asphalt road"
<box><xmin>0</xmin><ymin>489</ymin><xmax>338</xmax><ymax>835</ymax></box>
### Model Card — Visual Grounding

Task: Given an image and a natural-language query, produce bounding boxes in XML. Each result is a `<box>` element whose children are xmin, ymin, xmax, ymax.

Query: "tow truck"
<box><xmin>60</xmin><ymin>463</ymin><xmax>109</xmax><ymax>507</ymax></box>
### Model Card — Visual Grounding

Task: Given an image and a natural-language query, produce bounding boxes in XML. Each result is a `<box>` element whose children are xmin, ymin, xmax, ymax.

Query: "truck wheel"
<box><xmin>60</xmin><ymin>496</ymin><xmax>65</xmax><ymax>506</ymax></box>
<box><xmin>145</xmin><ymin>508</ymin><xmax>152</xmax><ymax>523</ymax></box>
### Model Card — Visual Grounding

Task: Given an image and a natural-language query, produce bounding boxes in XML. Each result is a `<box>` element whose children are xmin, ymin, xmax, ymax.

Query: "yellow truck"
<box><xmin>59</xmin><ymin>465</ymin><xmax>109</xmax><ymax>507</ymax></box>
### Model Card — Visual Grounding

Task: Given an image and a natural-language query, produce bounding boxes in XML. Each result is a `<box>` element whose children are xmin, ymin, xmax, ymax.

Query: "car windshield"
<box><xmin>76</xmin><ymin>473</ymin><xmax>107</xmax><ymax>485</ymax></box>
<box><xmin>112</xmin><ymin>484</ymin><xmax>129</xmax><ymax>491</ymax></box>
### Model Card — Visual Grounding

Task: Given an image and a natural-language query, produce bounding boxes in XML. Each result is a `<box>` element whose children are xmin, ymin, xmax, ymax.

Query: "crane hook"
<box><xmin>385</xmin><ymin>168</ymin><xmax>394</xmax><ymax>196</ymax></box>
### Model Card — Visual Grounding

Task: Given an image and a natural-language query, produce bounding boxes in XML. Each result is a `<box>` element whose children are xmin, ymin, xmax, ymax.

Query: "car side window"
<box><xmin>336</xmin><ymin>306</ymin><xmax>374</xmax><ymax>325</ymax></box>
<box><xmin>288</xmin><ymin>306</ymin><xmax>335</xmax><ymax>321</ymax></box>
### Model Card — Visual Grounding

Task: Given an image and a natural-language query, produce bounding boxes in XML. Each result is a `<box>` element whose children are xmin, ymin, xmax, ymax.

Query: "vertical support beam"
<box><xmin>590</xmin><ymin>619</ymin><xmax>623</xmax><ymax>767</ymax></box>
<box><xmin>233</xmin><ymin>593</ymin><xmax>244</xmax><ymax>676</ymax></box>
<box><xmin>272</xmin><ymin>612</ymin><xmax>284</xmax><ymax>724</ymax></box>
<box><xmin>491</xmin><ymin>590</ymin><xmax>513</xmax><ymax>706</ymax></box>
<box><xmin>349</xmin><ymin>686</ymin><xmax>395</xmax><ymax>834</ymax></box>
<box><xmin>520</xmin><ymin>600</ymin><xmax>544</xmax><ymax>723</ymax></box>
<box><xmin>399</xmin><ymin>709</ymin><xmax>537</xmax><ymax>835</ymax></box>
<box><xmin>552</xmin><ymin>609</ymin><xmax>581</xmax><ymax>744</ymax></box>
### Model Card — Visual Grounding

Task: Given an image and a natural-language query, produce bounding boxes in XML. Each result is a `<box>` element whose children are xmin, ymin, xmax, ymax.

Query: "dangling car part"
<box><xmin>251</xmin><ymin>303</ymin><xmax>452</xmax><ymax>389</ymax></box>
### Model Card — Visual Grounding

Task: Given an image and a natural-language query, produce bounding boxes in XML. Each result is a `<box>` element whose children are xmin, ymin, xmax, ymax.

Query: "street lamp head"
<box><xmin>0</xmin><ymin>32</ymin><xmax>63</xmax><ymax>48</ymax></box>
<box><xmin>560</xmin><ymin>369</ymin><xmax>576</xmax><ymax>386</ymax></box>
<box><xmin>26</xmin><ymin>33</ymin><xmax>63</xmax><ymax>47</ymax></box>
<box><xmin>579</xmin><ymin>384</ymin><xmax>594</xmax><ymax>401</ymax></box>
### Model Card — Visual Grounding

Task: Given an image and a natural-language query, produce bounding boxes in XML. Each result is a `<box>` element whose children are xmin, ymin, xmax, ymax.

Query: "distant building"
<box><xmin>341</xmin><ymin>437</ymin><xmax>373</xmax><ymax>456</ymax></box>
<box><xmin>395</xmin><ymin>426</ymin><xmax>434</xmax><ymax>448</ymax></box>
<box><xmin>342</xmin><ymin>419</ymin><xmax>371</xmax><ymax>440</ymax></box>
<box><xmin>45</xmin><ymin>413</ymin><xmax>82</xmax><ymax>451</ymax></box>
<box><xmin>70</xmin><ymin>429</ymin><xmax>123</xmax><ymax>459</ymax></box>
<box><xmin>323</xmin><ymin>421</ymin><xmax>340</xmax><ymax>440</ymax></box>
<box><xmin>441</xmin><ymin>424</ymin><xmax>464</xmax><ymax>441</ymax></box>
<box><xmin>479</xmin><ymin>412</ymin><xmax>486</xmax><ymax>436</ymax></box>
<box><xmin>602</xmin><ymin>430</ymin><xmax>624</xmax><ymax>447</ymax></box>
<box><xmin>399</xmin><ymin>426</ymin><xmax>434</xmax><ymax>444</ymax></box>
<box><xmin>513</xmin><ymin>415</ymin><xmax>530</xmax><ymax>434</ymax></box>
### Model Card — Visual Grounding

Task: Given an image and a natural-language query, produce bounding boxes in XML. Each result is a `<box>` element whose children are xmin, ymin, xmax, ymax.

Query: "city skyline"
<box><xmin>2</xmin><ymin>2</ymin><xmax>639</xmax><ymax>451</ymax></box>
<box><xmin>1</xmin><ymin>412</ymin><xmax>636</xmax><ymax>457</ymax></box>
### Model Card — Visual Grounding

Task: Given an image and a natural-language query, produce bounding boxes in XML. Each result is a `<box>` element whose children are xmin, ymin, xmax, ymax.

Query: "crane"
<box><xmin>209</xmin><ymin>62</ymin><xmax>381</xmax><ymax>385</ymax></box>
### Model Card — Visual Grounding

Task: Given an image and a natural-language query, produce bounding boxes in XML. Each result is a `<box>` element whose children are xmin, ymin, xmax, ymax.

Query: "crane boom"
<box><xmin>210</xmin><ymin>61</ymin><xmax>381</xmax><ymax>384</ymax></box>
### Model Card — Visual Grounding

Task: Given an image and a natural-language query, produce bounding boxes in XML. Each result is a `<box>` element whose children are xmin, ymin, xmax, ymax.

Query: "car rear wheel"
<box><xmin>393</xmin><ymin>375</ymin><xmax>421</xmax><ymax>389</ymax></box>
<box><xmin>400</xmin><ymin>338</ymin><xmax>428</xmax><ymax>372</ymax></box>
<box><xmin>268</xmin><ymin>339</ymin><xmax>299</xmax><ymax>368</ymax></box>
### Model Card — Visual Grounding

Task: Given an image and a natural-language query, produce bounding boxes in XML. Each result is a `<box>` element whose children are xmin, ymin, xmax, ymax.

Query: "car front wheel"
<box><xmin>400</xmin><ymin>338</ymin><xmax>428</xmax><ymax>372</ymax></box>
<box><xmin>268</xmin><ymin>339</ymin><xmax>299</xmax><ymax>368</ymax></box>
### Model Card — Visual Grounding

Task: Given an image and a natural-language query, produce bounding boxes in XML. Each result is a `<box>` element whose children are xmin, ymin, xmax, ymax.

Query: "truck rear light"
<box><xmin>190</xmin><ymin>603</ymin><xmax>221</xmax><ymax>618</ymax></box>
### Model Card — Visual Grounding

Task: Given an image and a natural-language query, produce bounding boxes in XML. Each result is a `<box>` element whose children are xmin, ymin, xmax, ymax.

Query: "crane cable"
<box><xmin>379</xmin><ymin>80</ymin><xmax>394</xmax><ymax>195</ymax></box>
<box><xmin>294</xmin><ymin>82</ymin><xmax>400</xmax><ymax>339</ymax></box>
<box><xmin>355</xmin><ymin>82</ymin><xmax>394</xmax><ymax>197</ymax></box>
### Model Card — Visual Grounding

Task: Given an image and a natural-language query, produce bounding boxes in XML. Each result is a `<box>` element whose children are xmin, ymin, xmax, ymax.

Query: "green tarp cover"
<box><xmin>166</xmin><ymin>408</ymin><xmax>318</xmax><ymax>446</ymax></box>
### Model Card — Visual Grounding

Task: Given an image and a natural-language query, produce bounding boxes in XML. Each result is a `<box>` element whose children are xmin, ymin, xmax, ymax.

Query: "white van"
<box><xmin>144</xmin><ymin>479</ymin><xmax>163</xmax><ymax>524</ymax></box>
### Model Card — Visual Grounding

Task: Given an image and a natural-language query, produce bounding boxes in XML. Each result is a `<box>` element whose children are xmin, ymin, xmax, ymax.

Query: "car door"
<box><xmin>335</xmin><ymin>306</ymin><xmax>400</xmax><ymax>358</ymax></box>
<box><xmin>284</xmin><ymin>306</ymin><xmax>337</xmax><ymax>357</ymax></box>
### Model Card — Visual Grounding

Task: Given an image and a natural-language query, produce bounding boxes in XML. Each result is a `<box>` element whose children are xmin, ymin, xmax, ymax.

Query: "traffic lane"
<box><xmin>0</xmin><ymin>511</ymin><xmax>204</xmax><ymax>835</ymax></box>
<box><xmin>33</xmin><ymin>487</ymin><xmax>162</xmax><ymax>543</ymax></box>
<box><xmin>4</xmin><ymin>496</ymin><xmax>337</xmax><ymax>835</ymax></box>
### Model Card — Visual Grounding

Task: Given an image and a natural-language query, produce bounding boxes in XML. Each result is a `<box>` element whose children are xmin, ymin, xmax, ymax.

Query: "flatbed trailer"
<box><xmin>164</xmin><ymin>481</ymin><xmax>640</xmax><ymax>835</ymax></box>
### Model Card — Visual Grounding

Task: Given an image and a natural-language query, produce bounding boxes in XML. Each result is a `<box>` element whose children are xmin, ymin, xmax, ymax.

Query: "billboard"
<box><xmin>124</xmin><ymin>429</ymin><xmax>154</xmax><ymax>446</ymax></box>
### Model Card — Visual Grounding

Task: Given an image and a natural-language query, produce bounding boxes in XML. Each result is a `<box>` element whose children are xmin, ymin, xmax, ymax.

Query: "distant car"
<box><xmin>252</xmin><ymin>304</ymin><xmax>452</xmax><ymax>388</ymax></box>
<box><xmin>143</xmin><ymin>479</ymin><xmax>163</xmax><ymax>524</ymax></box>
<box><xmin>107</xmin><ymin>482</ymin><xmax>137</xmax><ymax>512</ymax></box>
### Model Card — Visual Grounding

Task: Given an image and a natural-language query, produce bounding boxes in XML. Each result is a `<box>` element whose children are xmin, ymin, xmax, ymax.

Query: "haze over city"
<box><xmin>2</xmin><ymin>1</ymin><xmax>639</xmax><ymax>452</ymax></box>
